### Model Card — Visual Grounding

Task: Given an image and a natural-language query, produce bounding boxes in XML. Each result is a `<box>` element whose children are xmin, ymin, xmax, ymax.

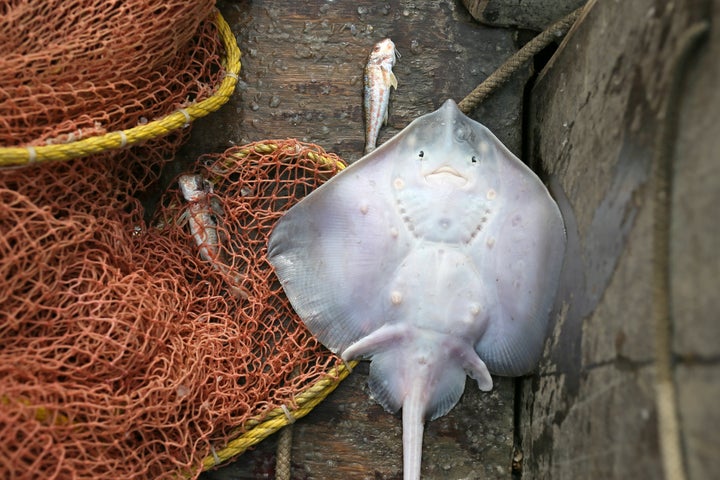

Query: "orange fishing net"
<box><xmin>1</xmin><ymin>0</ymin><xmax>216</xmax><ymax>148</ymax></box>
<box><xmin>1</xmin><ymin>2</ymin><xmax>345</xmax><ymax>478</ymax></box>
<box><xmin>1</xmin><ymin>140</ymin><xmax>348</xmax><ymax>478</ymax></box>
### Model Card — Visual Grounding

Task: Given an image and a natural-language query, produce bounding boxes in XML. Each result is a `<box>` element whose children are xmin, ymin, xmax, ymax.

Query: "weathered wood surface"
<box><xmin>203</xmin><ymin>363</ymin><xmax>515</xmax><ymax>480</ymax></box>
<box><xmin>671</xmin><ymin>1</ymin><xmax>720</xmax><ymax>478</ymax></box>
<box><xmin>179</xmin><ymin>0</ymin><xmax>528</xmax><ymax>166</ymax></box>
<box><xmin>461</xmin><ymin>0</ymin><xmax>586</xmax><ymax>30</ymax></box>
<box><xmin>191</xmin><ymin>0</ymin><xmax>533</xmax><ymax>479</ymax></box>
<box><xmin>522</xmin><ymin>0</ymin><xmax>718</xmax><ymax>478</ymax></box>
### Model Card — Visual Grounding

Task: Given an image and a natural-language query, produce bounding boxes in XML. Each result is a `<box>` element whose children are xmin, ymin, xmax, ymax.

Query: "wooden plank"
<box><xmin>461</xmin><ymin>0</ymin><xmax>587</xmax><ymax>30</ymax></box>
<box><xmin>521</xmin><ymin>0</ymin><xmax>714</xmax><ymax>478</ymax></box>
<box><xmin>182</xmin><ymin>0</ymin><xmax>528</xmax><ymax>165</ymax></box>
<box><xmin>203</xmin><ymin>362</ymin><xmax>515</xmax><ymax>479</ymax></box>
<box><xmin>670</xmin><ymin>1</ymin><xmax>720</xmax><ymax>478</ymax></box>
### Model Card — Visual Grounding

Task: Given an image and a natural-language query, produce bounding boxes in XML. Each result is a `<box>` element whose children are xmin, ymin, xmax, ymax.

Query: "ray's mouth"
<box><xmin>424</xmin><ymin>166</ymin><xmax>467</xmax><ymax>187</ymax></box>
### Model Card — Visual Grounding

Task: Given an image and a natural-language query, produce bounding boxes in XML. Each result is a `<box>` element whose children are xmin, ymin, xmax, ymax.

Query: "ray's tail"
<box><xmin>402</xmin><ymin>382</ymin><xmax>426</xmax><ymax>480</ymax></box>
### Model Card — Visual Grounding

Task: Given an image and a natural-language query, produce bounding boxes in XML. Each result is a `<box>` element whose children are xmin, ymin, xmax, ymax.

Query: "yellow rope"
<box><xmin>201</xmin><ymin>360</ymin><xmax>357</xmax><ymax>470</ymax></box>
<box><xmin>0</xmin><ymin>10</ymin><xmax>241</xmax><ymax>167</ymax></box>
<box><xmin>226</xmin><ymin>142</ymin><xmax>346</xmax><ymax>172</ymax></box>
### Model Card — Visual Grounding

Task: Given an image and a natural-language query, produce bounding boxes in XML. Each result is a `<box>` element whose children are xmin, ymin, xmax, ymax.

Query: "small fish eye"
<box><xmin>418</xmin><ymin>151</ymin><xmax>424</xmax><ymax>158</ymax></box>
<box><xmin>471</xmin><ymin>156</ymin><xmax>477</xmax><ymax>163</ymax></box>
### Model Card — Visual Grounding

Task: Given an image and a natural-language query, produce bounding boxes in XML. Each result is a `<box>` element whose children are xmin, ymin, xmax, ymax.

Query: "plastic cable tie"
<box><xmin>280</xmin><ymin>404</ymin><xmax>296</xmax><ymax>424</ymax></box>
<box><xmin>210</xmin><ymin>445</ymin><xmax>221</xmax><ymax>466</ymax></box>
<box><xmin>119</xmin><ymin>131</ymin><xmax>128</xmax><ymax>148</ymax></box>
<box><xmin>26</xmin><ymin>146</ymin><xmax>37</xmax><ymax>163</ymax></box>
<box><xmin>179</xmin><ymin>108</ymin><xmax>191</xmax><ymax>127</ymax></box>
<box><xmin>225</xmin><ymin>72</ymin><xmax>239</xmax><ymax>80</ymax></box>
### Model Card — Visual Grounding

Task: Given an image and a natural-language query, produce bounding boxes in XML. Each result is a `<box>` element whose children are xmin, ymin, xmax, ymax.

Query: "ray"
<box><xmin>267</xmin><ymin>99</ymin><xmax>566</xmax><ymax>479</ymax></box>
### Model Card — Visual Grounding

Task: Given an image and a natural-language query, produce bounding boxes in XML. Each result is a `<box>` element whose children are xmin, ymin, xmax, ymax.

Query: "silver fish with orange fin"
<box><xmin>363</xmin><ymin>38</ymin><xmax>399</xmax><ymax>154</ymax></box>
<box><xmin>178</xmin><ymin>174</ymin><xmax>224</xmax><ymax>265</ymax></box>
<box><xmin>178</xmin><ymin>174</ymin><xmax>249</xmax><ymax>299</ymax></box>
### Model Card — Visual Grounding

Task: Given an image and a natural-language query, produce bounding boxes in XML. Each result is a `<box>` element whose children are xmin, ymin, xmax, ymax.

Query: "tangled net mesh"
<box><xmin>2</xmin><ymin>2</ymin><xmax>345</xmax><ymax>478</ymax></box>
<box><xmin>1</xmin><ymin>0</ymin><xmax>219</xmax><ymax>149</ymax></box>
<box><xmin>1</xmin><ymin>140</ymin><xmax>347</xmax><ymax>478</ymax></box>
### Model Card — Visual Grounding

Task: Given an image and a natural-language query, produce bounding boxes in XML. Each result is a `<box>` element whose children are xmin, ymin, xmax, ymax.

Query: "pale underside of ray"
<box><xmin>268</xmin><ymin>99</ymin><xmax>566</xmax><ymax>480</ymax></box>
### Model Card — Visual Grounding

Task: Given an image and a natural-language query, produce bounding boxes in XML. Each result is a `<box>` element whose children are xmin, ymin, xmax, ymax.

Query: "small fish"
<box><xmin>178</xmin><ymin>174</ymin><xmax>248</xmax><ymax>299</ymax></box>
<box><xmin>178</xmin><ymin>174</ymin><xmax>224</xmax><ymax>265</ymax></box>
<box><xmin>364</xmin><ymin>38</ymin><xmax>399</xmax><ymax>154</ymax></box>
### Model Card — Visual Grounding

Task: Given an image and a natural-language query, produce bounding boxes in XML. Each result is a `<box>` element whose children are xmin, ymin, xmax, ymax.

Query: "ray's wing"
<box><xmin>472</xmin><ymin>143</ymin><xmax>566</xmax><ymax>376</ymax></box>
<box><xmin>267</xmin><ymin>151</ymin><xmax>412</xmax><ymax>354</ymax></box>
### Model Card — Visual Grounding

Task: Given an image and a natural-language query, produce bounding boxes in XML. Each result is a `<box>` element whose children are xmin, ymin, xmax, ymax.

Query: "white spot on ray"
<box><xmin>391</xmin><ymin>291</ymin><xmax>403</xmax><ymax>304</ymax></box>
